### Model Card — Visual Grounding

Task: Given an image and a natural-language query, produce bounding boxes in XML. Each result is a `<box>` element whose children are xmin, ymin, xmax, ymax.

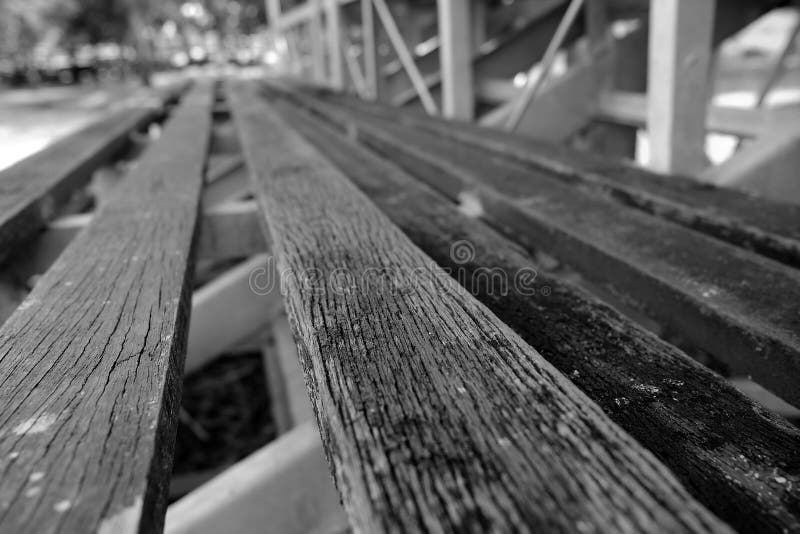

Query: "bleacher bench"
<box><xmin>0</xmin><ymin>77</ymin><xmax>797</xmax><ymax>534</ymax></box>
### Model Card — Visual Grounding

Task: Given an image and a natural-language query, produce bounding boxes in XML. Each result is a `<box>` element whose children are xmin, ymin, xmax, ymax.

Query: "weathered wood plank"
<box><xmin>273</xmin><ymin>98</ymin><xmax>800</xmax><ymax>533</ymax></box>
<box><xmin>0</xmin><ymin>83</ymin><xmax>187</xmax><ymax>264</ymax></box>
<box><xmin>228</xmin><ymin>80</ymin><xmax>729</xmax><ymax>533</ymax></box>
<box><xmin>298</xmin><ymin>87</ymin><xmax>800</xmax><ymax>270</ymax></box>
<box><xmin>0</xmin><ymin>82</ymin><xmax>212</xmax><ymax>534</ymax></box>
<box><xmin>287</xmin><ymin>92</ymin><xmax>800</xmax><ymax>406</ymax></box>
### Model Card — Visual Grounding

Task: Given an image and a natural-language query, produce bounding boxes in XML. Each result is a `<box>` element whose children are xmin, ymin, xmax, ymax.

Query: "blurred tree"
<box><xmin>0</xmin><ymin>0</ymin><xmax>269</xmax><ymax>83</ymax></box>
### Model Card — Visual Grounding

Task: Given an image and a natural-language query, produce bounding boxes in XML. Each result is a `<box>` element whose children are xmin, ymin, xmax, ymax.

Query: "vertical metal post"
<box><xmin>325</xmin><ymin>0</ymin><xmax>344</xmax><ymax>89</ymax></box>
<box><xmin>646</xmin><ymin>0</ymin><xmax>715</xmax><ymax>174</ymax></box>
<box><xmin>310</xmin><ymin>1</ymin><xmax>327</xmax><ymax>83</ymax></box>
<box><xmin>471</xmin><ymin>0</ymin><xmax>486</xmax><ymax>53</ymax></box>
<box><xmin>504</xmin><ymin>0</ymin><xmax>584</xmax><ymax>131</ymax></box>
<box><xmin>437</xmin><ymin>0</ymin><xmax>474</xmax><ymax>120</ymax></box>
<box><xmin>361</xmin><ymin>0</ymin><xmax>379</xmax><ymax>100</ymax></box>
<box><xmin>266</xmin><ymin>0</ymin><xmax>281</xmax><ymax>29</ymax></box>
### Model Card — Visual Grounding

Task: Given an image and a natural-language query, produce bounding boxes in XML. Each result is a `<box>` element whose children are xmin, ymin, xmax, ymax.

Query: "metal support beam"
<box><xmin>9</xmin><ymin>203</ymin><xmax>265</xmax><ymax>280</ymax></box>
<box><xmin>309</xmin><ymin>2</ymin><xmax>327</xmax><ymax>83</ymax></box>
<box><xmin>266</xmin><ymin>0</ymin><xmax>281</xmax><ymax>29</ymax></box>
<box><xmin>343</xmin><ymin>33</ymin><xmax>369</xmax><ymax>98</ymax></box>
<box><xmin>597</xmin><ymin>91</ymin><xmax>774</xmax><ymax>138</ymax></box>
<box><xmin>701</xmin><ymin>107</ymin><xmax>800</xmax><ymax>203</ymax></box>
<box><xmin>165</xmin><ymin>422</ymin><xmax>348</xmax><ymax>534</ymax></box>
<box><xmin>325</xmin><ymin>0</ymin><xmax>344</xmax><ymax>89</ymax></box>
<box><xmin>504</xmin><ymin>0</ymin><xmax>584</xmax><ymax>131</ymax></box>
<box><xmin>372</xmin><ymin>0</ymin><xmax>439</xmax><ymax>115</ymax></box>
<box><xmin>186</xmin><ymin>254</ymin><xmax>284</xmax><ymax>374</ymax></box>
<box><xmin>437</xmin><ymin>0</ymin><xmax>474</xmax><ymax>120</ymax></box>
<box><xmin>361</xmin><ymin>0</ymin><xmax>378</xmax><ymax>99</ymax></box>
<box><xmin>646</xmin><ymin>0</ymin><xmax>715</xmax><ymax>174</ymax></box>
<box><xmin>471</xmin><ymin>0</ymin><xmax>486</xmax><ymax>53</ymax></box>
<box><xmin>261</xmin><ymin>313</ymin><xmax>315</xmax><ymax>434</ymax></box>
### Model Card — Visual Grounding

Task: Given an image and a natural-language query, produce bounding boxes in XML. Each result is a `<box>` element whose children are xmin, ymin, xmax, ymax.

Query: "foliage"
<box><xmin>0</xmin><ymin>0</ymin><xmax>268</xmax><ymax>58</ymax></box>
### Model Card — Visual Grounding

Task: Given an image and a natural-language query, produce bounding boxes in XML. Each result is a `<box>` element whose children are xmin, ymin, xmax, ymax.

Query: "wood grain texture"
<box><xmin>273</xmin><ymin>99</ymin><xmax>800</xmax><ymax>534</ymax></box>
<box><xmin>285</xmin><ymin>92</ymin><xmax>800</xmax><ymax>407</ymax></box>
<box><xmin>297</xmin><ymin>86</ymin><xmax>800</xmax><ymax>270</ymax></box>
<box><xmin>228</xmin><ymin>80</ymin><xmax>730</xmax><ymax>533</ymax></box>
<box><xmin>0</xmin><ymin>82</ymin><xmax>212</xmax><ymax>534</ymax></box>
<box><xmin>0</xmin><ymin>83</ymin><xmax>187</xmax><ymax>265</ymax></box>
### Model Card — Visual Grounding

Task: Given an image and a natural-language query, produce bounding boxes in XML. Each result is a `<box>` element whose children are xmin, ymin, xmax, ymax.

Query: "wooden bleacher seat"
<box><xmin>0</xmin><ymin>77</ymin><xmax>797</xmax><ymax>533</ymax></box>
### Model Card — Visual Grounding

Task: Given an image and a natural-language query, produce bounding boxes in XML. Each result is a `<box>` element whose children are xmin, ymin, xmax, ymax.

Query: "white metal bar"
<box><xmin>261</xmin><ymin>313</ymin><xmax>315</xmax><ymax>434</ymax></box>
<box><xmin>504</xmin><ymin>0</ymin><xmax>584</xmax><ymax>131</ymax></box>
<box><xmin>646</xmin><ymin>0</ymin><xmax>715</xmax><ymax>174</ymax></box>
<box><xmin>343</xmin><ymin>34</ymin><xmax>370</xmax><ymax>98</ymax></box>
<box><xmin>309</xmin><ymin>2</ymin><xmax>327</xmax><ymax>83</ymax></box>
<box><xmin>597</xmin><ymin>91</ymin><xmax>768</xmax><ymax>138</ymax></box>
<box><xmin>276</xmin><ymin>0</ymin><xmax>356</xmax><ymax>29</ymax></box>
<box><xmin>165</xmin><ymin>422</ymin><xmax>348</xmax><ymax>534</ymax></box>
<box><xmin>437</xmin><ymin>0</ymin><xmax>474</xmax><ymax>119</ymax></box>
<box><xmin>361</xmin><ymin>0</ymin><xmax>378</xmax><ymax>99</ymax></box>
<box><xmin>372</xmin><ymin>0</ymin><xmax>439</xmax><ymax>114</ymax></box>
<box><xmin>266</xmin><ymin>0</ymin><xmax>281</xmax><ymax>29</ymax></box>
<box><xmin>471</xmin><ymin>0</ymin><xmax>486</xmax><ymax>53</ymax></box>
<box><xmin>325</xmin><ymin>0</ymin><xmax>344</xmax><ymax>89</ymax></box>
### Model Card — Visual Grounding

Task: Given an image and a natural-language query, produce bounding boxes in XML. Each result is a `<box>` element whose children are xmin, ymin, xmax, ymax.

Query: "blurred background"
<box><xmin>1</xmin><ymin>1</ymin><xmax>799</xmax><ymax>172</ymax></box>
<box><xmin>0</xmin><ymin>0</ymin><xmax>271</xmax><ymax>170</ymax></box>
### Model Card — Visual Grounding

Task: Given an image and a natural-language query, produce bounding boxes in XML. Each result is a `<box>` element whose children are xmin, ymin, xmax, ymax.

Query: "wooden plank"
<box><xmin>646</xmin><ymin>0</ymin><xmax>715</xmax><ymax>174</ymax></box>
<box><xmin>227</xmin><ymin>80</ymin><xmax>729</xmax><ymax>533</ymax></box>
<box><xmin>0</xmin><ymin>107</ymin><xmax>157</xmax><ymax>263</ymax></box>
<box><xmin>437</xmin><ymin>0</ymin><xmax>474</xmax><ymax>119</ymax></box>
<box><xmin>304</xmin><ymin>88</ymin><xmax>800</xmax><ymax>270</ymax></box>
<box><xmin>164</xmin><ymin>422</ymin><xmax>347</xmax><ymax>534</ymax></box>
<box><xmin>0</xmin><ymin>82</ymin><xmax>212</xmax><ymax>534</ymax></box>
<box><xmin>274</xmin><ymin>98</ymin><xmax>800</xmax><ymax>533</ymax></box>
<box><xmin>288</xmin><ymin>92</ymin><xmax>800</xmax><ymax>406</ymax></box>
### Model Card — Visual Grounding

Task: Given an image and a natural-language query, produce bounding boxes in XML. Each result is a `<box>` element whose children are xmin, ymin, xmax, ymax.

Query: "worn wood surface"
<box><xmin>284</xmin><ymin>90</ymin><xmax>800</xmax><ymax>407</ymax></box>
<box><xmin>228</xmin><ymin>80</ymin><xmax>730</xmax><ymax>533</ymax></box>
<box><xmin>0</xmin><ymin>83</ymin><xmax>187</xmax><ymax>265</ymax></box>
<box><xmin>297</xmin><ymin>87</ymin><xmax>800</xmax><ymax>270</ymax></box>
<box><xmin>0</xmin><ymin>82</ymin><xmax>212</xmax><ymax>534</ymax></box>
<box><xmin>273</xmin><ymin>98</ymin><xmax>800</xmax><ymax>534</ymax></box>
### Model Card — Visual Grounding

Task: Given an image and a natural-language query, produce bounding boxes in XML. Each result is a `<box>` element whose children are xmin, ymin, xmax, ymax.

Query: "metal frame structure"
<box><xmin>262</xmin><ymin>0</ymin><xmax>800</xmax><ymax>204</ymax></box>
